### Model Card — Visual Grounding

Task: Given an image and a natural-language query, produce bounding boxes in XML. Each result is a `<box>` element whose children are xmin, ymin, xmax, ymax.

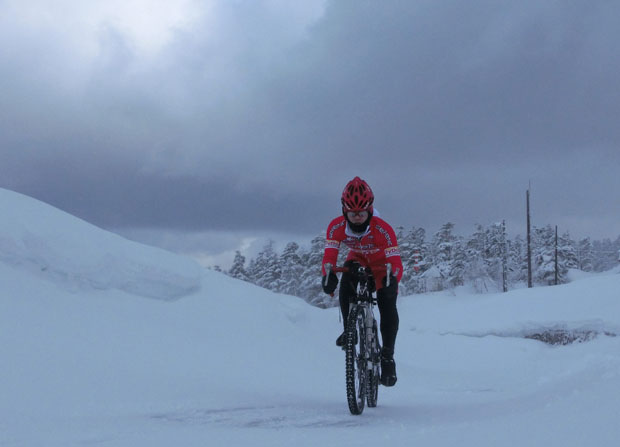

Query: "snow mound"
<box><xmin>446</xmin><ymin>320</ymin><xmax>620</xmax><ymax>346</ymax></box>
<box><xmin>0</xmin><ymin>188</ymin><xmax>202</xmax><ymax>300</ymax></box>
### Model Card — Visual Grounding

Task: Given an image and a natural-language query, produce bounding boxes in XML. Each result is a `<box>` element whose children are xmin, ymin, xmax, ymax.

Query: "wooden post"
<box><xmin>502</xmin><ymin>220</ymin><xmax>508</xmax><ymax>292</ymax></box>
<box><xmin>527</xmin><ymin>189</ymin><xmax>532</xmax><ymax>288</ymax></box>
<box><xmin>554</xmin><ymin>225</ymin><xmax>559</xmax><ymax>285</ymax></box>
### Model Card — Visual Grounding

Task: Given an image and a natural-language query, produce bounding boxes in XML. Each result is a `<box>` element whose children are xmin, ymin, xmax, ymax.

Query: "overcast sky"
<box><xmin>2</xmin><ymin>0</ymin><xmax>620</xmax><ymax>267</ymax></box>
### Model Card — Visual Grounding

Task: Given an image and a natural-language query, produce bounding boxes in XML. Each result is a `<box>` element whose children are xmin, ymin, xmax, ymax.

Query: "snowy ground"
<box><xmin>2</xmin><ymin>187</ymin><xmax>620</xmax><ymax>446</ymax></box>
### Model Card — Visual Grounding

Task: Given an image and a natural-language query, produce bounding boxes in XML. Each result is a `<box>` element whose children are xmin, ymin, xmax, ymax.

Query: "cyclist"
<box><xmin>322</xmin><ymin>176</ymin><xmax>403</xmax><ymax>387</ymax></box>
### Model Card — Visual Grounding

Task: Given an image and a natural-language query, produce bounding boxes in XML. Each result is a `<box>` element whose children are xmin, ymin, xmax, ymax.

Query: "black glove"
<box><xmin>322</xmin><ymin>271</ymin><xmax>338</xmax><ymax>294</ymax></box>
<box><xmin>382</xmin><ymin>274</ymin><xmax>398</xmax><ymax>289</ymax></box>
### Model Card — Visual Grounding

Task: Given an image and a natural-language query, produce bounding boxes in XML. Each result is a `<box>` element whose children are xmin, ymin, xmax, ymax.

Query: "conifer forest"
<box><xmin>219</xmin><ymin>222</ymin><xmax>620</xmax><ymax>308</ymax></box>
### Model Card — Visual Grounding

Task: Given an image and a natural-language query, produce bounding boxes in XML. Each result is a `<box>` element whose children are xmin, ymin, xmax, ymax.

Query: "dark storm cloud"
<box><xmin>6</xmin><ymin>152</ymin><xmax>329</xmax><ymax>232</ymax></box>
<box><xmin>2</xmin><ymin>0</ymin><xmax>620</xmax><ymax>244</ymax></box>
<box><xmin>274</xmin><ymin>1</ymin><xmax>620</xmax><ymax>160</ymax></box>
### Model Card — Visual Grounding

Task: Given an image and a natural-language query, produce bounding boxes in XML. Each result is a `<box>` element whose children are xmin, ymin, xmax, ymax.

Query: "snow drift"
<box><xmin>0</xmin><ymin>188</ymin><xmax>202</xmax><ymax>300</ymax></box>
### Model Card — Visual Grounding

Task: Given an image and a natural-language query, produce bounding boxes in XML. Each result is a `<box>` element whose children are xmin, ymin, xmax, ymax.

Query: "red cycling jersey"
<box><xmin>322</xmin><ymin>215</ymin><xmax>403</xmax><ymax>289</ymax></box>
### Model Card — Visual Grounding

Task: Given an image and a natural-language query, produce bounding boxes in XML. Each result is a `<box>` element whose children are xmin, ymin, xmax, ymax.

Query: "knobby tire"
<box><xmin>345</xmin><ymin>306</ymin><xmax>366</xmax><ymax>415</ymax></box>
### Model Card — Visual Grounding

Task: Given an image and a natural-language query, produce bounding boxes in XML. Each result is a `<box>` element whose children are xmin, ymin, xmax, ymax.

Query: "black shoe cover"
<box><xmin>336</xmin><ymin>332</ymin><xmax>346</xmax><ymax>347</ymax></box>
<box><xmin>380</xmin><ymin>358</ymin><xmax>397</xmax><ymax>387</ymax></box>
<box><xmin>336</xmin><ymin>331</ymin><xmax>358</xmax><ymax>349</ymax></box>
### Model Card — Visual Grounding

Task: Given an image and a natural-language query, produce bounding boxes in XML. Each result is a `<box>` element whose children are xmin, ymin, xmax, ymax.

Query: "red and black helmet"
<box><xmin>341</xmin><ymin>176</ymin><xmax>374</xmax><ymax>213</ymax></box>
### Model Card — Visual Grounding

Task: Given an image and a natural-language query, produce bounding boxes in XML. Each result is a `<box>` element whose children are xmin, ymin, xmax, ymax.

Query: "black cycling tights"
<box><xmin>339</xmin><ymin>271</ymin><xmax>399</xmax><ymax>355</ymax></box>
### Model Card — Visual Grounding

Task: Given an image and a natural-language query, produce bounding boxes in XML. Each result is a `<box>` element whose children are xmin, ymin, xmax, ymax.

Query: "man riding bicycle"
<box><xmin>321</xmin><ymin>176</ymin><xmax>403</xmax><ymax>387</ymax></box>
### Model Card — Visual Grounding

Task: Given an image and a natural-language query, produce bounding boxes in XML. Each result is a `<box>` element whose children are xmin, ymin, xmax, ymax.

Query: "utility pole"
<box><xmin>502</xmin><ymin>220</ymin><xmax>508</xmax><ymax>292</ymax></box>
<box><xmin>526</xmin><ymin>188</ymin><xmax>532</xmax><ymax>288</ymax></box>
<box><xmin>554</xmin><ymin>225</ymin><xmax>559</xmax><ymax>285</ymax></box>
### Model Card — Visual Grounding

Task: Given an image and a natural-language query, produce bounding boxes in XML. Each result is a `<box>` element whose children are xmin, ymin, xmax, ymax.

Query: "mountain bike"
<box><xmin>325</xmin><ymin>263</ymin><xmax>391</xmax><ymax>415</ymax></box>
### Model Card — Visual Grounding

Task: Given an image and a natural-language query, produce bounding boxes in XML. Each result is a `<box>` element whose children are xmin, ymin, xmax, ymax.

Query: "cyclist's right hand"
<box><xmin>322</xmin><ymin>271</ymin><xmax>338</xmax><ymax>294</ymax></box>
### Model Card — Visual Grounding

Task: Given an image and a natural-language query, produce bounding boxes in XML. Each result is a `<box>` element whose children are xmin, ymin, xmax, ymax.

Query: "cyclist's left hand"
<box><xmin>382</xmin><ymin>274</ymin><xmax>398</xmax><ymax>289</ymax></box>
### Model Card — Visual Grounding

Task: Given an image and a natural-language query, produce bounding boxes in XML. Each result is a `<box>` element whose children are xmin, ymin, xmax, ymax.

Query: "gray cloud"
<box><xmin>2</xmin><ymin>0</ymin><xmax>620</xmax><ymax>258</ymax></box>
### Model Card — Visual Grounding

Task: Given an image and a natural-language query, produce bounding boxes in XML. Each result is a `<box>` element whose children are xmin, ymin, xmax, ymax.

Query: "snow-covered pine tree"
<box><xmin>532</xmin><ymin>229</ymin><xmax>578</xmax><ymax>284</ymax></box>
<box><xmin>532</xmin><ymin>225</ymin><xmax>556</xmax><ymax>285</ymax></box>
<box><xmin>410</xmin><ymin>227</ymin><xmax>428</xmax><ymax>270</ymax></box>
<box><xmin>299</xmin><ymin>235</ymin><xmax>334</xmax><ymax>308</ymax></box>
<box><xmin>278</xmin><ymin>242</ymin><xmax>304</xmax><ymax>296</ymax></box>
<box><xmin>507</xmin><ymin>234</ymin><xmax>527</xmax><ymax>286</ymax></box>
<box><xmin>430</xmin><ymin>222</ymin><xmax>460</xmax><ymax>290</ymax></box>
<box><xmin>591</xmin><ymin>237</ymin><xmax>620</xmax><ymax>272</ymax></box>
<box><xmin>557</xmin><ymin>231</ymin><xmax>579</xmax><ymax>281</ymax></box>
<box><xmin>576</xmin><ymin>237</ymin><xmax>594</xmax><ymax>272</ymax></box>
<box><xmin>464</xmin><ymin>224</ymin><xmax>495</xmax><ymax>292</ymax></box>
<box><xmin>449</xmin><ymin>237</ymin><xmax>466</xmax><ymax>288</ymax></box>
<box><xmin>398</xmin><ymin>226</ymin><xmax>427</xmax><ymax>294</ymax></box>
<box><xmin>247</xmin><ymin>240</ymin><xmax>281</xmax><ymax>291</ymax></box>
<box><xmin>228</xmin><ymin>250</ymin><xmax>250</xmax><ymax>282</ymax></box>
<box><xmin>395</xmin><ymin>226</ymin><xmax>410</xmax><ymax>295</ymax></box>
<box><xmin>395</xmin><ymin>226</ymin><xmax>410</xmax><ymax>269</ymax></box>
<box><xmin>592</xmin><ymin>238</ymin><xmax>614</xmax><ymax>271</ymax></box>
<box><xmin>484</xmin><ymin>222</ymin><xmax>507</xmax><ymax>289</ymax></box>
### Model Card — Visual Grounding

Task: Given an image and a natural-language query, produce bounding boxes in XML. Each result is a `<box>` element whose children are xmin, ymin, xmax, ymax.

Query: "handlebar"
<box><xmin>324</xmin><ymin>262</ymin><xmax>392</xmax><ymax>287</ymax></box>
<box><xmin>326</xmin><ymin>265</ymin><xmax>350</xmax><ymax>274</ymax></box>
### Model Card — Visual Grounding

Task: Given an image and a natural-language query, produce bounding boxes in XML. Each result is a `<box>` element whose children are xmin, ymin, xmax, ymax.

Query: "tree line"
<box><xmin>215</xmin><ymin>222</ymin><xmax>620</xmax><ymax>308</ymax></box>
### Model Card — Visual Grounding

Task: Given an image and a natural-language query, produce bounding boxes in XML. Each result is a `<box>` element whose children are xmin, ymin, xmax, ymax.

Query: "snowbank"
<box><xmin>403</xmin><ymin>270</ymin><xmax>620</xmax><ymax>339</ymax></box>
<box><xmin>0</xmin><ymin>188</ymin><xmax>202</xmax><ymax>300</ymax></box>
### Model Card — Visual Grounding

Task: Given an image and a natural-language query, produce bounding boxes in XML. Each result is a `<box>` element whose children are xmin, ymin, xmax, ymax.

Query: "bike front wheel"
<box><xmin>345</xmin><ymin>305</ymin><xmax>366</xmax><ymax>415</ymax></box>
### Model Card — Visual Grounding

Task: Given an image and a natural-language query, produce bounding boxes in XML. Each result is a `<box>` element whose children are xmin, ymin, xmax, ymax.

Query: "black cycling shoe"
<box><xmin>336</xmin><ymin>331</ymin><xmax>346</xmax><ymax>347</ymax></box>
<box><xmin>380</xmin><ymin>356</ymin><xmax>397</xmax><ymax>387</ymax></box>
<box><xmin>336</xmin><ymin>330</ymin><xmax>358</xmax><ymax>349</ymax></box>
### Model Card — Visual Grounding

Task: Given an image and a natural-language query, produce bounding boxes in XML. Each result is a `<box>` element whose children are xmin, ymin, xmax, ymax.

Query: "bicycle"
<box><xmin>324</xmin><ymin>262</ymin><xmax>391</xmax><ymax>415</ymax></box>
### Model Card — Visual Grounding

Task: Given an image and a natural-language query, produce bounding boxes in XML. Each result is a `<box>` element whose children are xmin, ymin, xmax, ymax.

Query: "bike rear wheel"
<box><xmin>345</xmin><ymin>306</ymin><xmax>366</xmax><ymax>415</ymax></box>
